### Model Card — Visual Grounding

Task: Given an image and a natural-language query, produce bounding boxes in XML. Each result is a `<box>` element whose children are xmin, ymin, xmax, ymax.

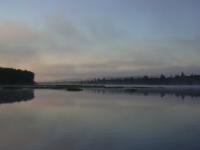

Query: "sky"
<box><xmin>0</xmin><ymin>0</ymin><xmax>200</xmax><ymax>81</ymax></box>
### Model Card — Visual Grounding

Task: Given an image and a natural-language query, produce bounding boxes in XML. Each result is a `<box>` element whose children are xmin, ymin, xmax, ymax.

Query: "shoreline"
<box><xmin>0</xmin><ymin>84</ymin><xmax>200</xmax><ymax>91</ymax></box>
<box><xmin>0</xmin><ymin>84</ymin><xmax>200</xmax><ymax>98</ymax></box>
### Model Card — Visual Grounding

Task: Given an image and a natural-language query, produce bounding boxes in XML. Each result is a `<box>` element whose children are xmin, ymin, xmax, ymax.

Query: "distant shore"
<box><xmin>0</xmin><ymin>84</ymin><xmax>200</xmax><ymax>92</ymax></box>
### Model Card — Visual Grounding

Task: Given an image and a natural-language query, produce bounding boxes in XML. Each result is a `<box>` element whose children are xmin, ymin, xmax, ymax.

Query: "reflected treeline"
<box><xmin>86</xmin><ymin>87</ymin><xmax>200</xmax><ymax>99</ymax></box>
<box><xmin>0</xmin><ymin>89</ymin><xmax>34</xmax><ymax>104</ymax></box>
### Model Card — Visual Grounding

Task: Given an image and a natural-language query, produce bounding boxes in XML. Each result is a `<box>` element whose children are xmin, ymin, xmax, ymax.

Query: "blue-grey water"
<box><xmin>0</xmin><ymin>89</ymin><xmax>200</xmax><ymax>150</ymax></box>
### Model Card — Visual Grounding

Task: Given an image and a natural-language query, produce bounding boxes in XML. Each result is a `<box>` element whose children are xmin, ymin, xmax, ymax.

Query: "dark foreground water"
<box><xmin>0</xmin><ymin>89</ymin><xmax>200</xmax><ymax>150</ymax></box>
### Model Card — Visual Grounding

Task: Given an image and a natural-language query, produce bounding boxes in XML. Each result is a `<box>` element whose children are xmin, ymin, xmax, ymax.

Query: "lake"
<box><xmin>0</xmin><ymin>88</ymin><xmax>200</xmax><ymax>150</ymax></box>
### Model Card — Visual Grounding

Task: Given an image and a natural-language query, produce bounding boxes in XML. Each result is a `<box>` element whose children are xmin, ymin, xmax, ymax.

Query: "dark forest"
<box><xmin>0</xmin><ymin>67</ymin><xmax>34</xmax><ymax>85</ymax></box>
<box><xmin>83</xmin><ymin>72</ymin><xmax>200</xmax><ymax>85</ymax></box>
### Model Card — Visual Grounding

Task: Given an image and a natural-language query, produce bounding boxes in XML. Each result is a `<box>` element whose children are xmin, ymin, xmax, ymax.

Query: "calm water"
<box><xmin>0</xmin><ymin>89</ymin><xmax>200</xmax><ymax>150</ymax></box>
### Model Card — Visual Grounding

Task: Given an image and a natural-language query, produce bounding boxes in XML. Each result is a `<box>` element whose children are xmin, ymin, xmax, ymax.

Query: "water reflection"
<box><xmin>85</xmin><ymin>87</ymin><xmax>200</xmax><ymax>99</ymax></box>
<box><xmin>0</xmin><ymin>89</ymin><xmax>34</xmax><ymax>104</ymax></box>
<box><xmin>0</xmin><ymin>90</ymin><xmax>200</xmax><ymax>150</ymax></box>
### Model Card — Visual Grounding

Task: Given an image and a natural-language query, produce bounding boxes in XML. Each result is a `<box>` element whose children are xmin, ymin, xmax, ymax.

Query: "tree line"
<box><xmin>82</xmin><ymin>72</ymin><xmax>200</xmax><ymax>85</ymax></box>
<box><xmin>0</xmin><ymin>67</ymin><xmax>34</xmax><ymax>85</ymax></box>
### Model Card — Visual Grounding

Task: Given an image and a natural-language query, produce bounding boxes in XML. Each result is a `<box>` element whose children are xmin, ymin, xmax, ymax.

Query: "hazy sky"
<box><xmin>0</xmin><ymin>0</ymin><xmax>200</xmax><ymax>81</ymax></box>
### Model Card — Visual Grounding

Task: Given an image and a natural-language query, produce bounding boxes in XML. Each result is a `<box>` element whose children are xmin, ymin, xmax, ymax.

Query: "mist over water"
<box><xmin>0</xmin><ymin>89</ymin><xmax>200</xmax><ymax>150</ymax></box>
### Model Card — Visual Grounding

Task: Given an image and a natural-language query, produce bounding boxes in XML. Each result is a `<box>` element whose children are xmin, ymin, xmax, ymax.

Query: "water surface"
<box><xmin>0</xmin><ymin>89</ymin><xmax>200</xmax><ymax>150</ymax></box>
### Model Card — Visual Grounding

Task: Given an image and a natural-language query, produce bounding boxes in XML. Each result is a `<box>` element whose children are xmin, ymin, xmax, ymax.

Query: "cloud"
<box><xmin>0</xmin><ymin>15</ymin><xmax>200</xmax><ymax>81</ymax></box>
<box><xmin>0</xmin><ymin>21</ymin><xmax>40</xmax><ymax>66</ymax></box>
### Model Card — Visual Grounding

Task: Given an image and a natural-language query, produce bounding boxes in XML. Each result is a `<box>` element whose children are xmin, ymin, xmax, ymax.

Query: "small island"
<box><xmin>0</xmin><ymin>67</ymin><xmax>34</xmax><ymax>85</ymax></box>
